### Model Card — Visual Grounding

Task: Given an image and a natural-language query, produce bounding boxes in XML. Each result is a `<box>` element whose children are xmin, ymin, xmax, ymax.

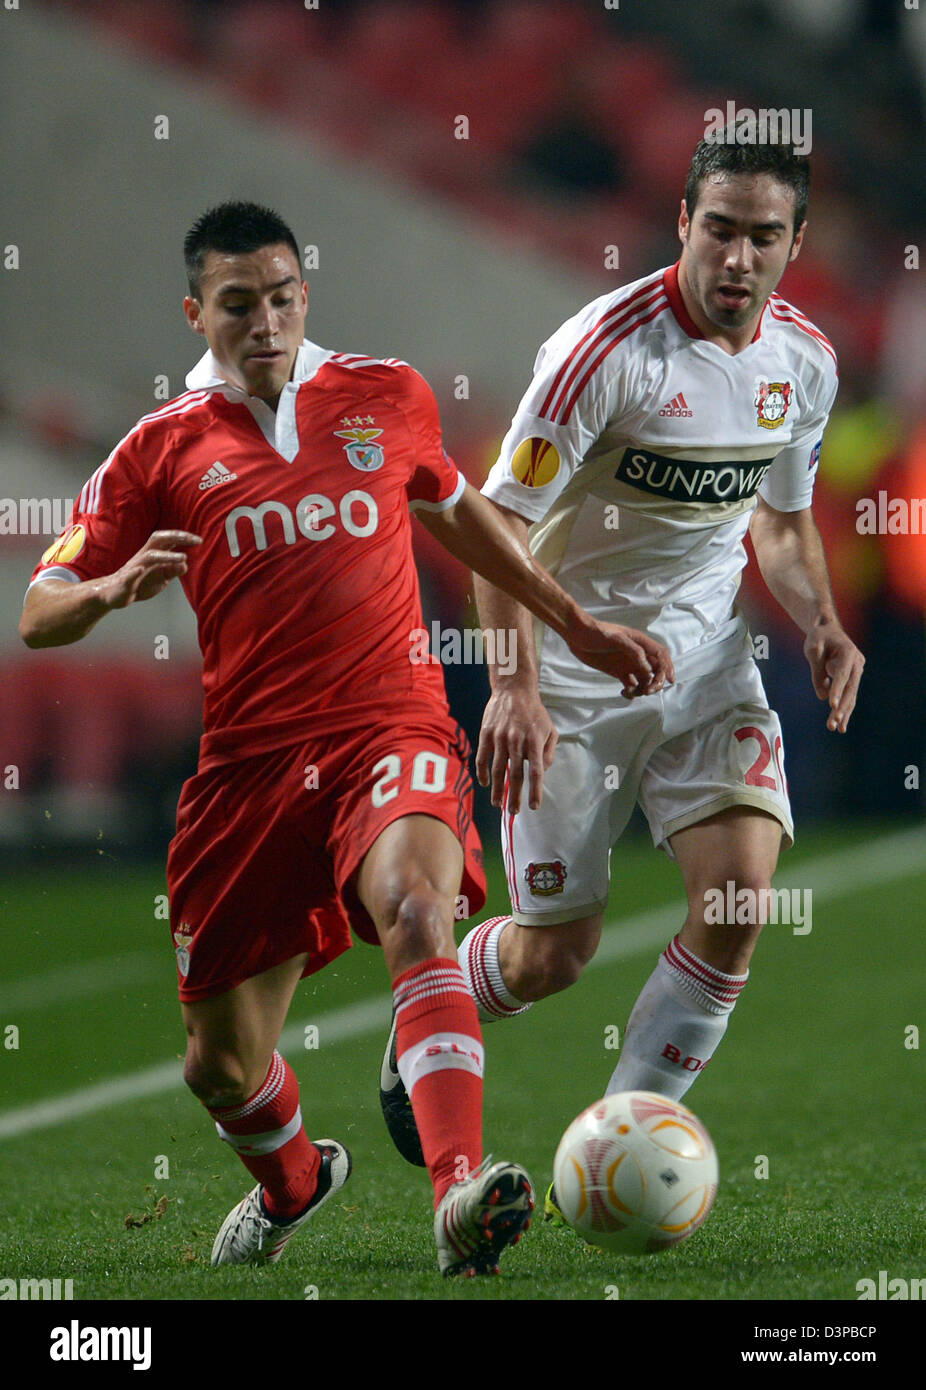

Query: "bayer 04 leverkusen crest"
<box><xmin>754</xmin><ymin>380</ymin><xmax>792</xmax><ymax>430</ymax></box>
<box><xmin>524</xmin><ymin>860</ymin><xmax>568</xmax><ymax>896</ymax></box>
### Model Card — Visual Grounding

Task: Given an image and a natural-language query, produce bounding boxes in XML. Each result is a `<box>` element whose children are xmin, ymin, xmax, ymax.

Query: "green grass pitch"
<box><xmin>0</xmin><ymin>820</ymin><xmax>924</xmax><ymax>1310</ymax></box>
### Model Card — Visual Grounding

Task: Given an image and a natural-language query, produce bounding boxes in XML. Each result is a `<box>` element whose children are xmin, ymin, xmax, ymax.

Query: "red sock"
<box><xmin>392</xmin><ymin>958</ymin><xmax>483</xmax><ymax>1207</ymax></box>
<box><xmin>207</xmin><ymin>1051</ymin><xmax>320</xmax><ymax>1220</ymax></box>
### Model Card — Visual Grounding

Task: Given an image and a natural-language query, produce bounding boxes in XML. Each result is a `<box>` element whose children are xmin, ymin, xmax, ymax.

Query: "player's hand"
<box><xmin>566</xmin><ymin>619</ymin><xmax>675</xmax><ymax>698</ymax></box>
<box><xmin>97</xmin><ymin>530</ymin><xmax>202</xmax><ymax>610</ymax></box>
<box><xmin>803</xmin><ymin>621</ymin><xmax>864</xmax><ymax>732</ymax></box>
<box><xmin>476</xmin><ymin>682</ymin><xmax>558</xmax><ymax>813</ymax></box>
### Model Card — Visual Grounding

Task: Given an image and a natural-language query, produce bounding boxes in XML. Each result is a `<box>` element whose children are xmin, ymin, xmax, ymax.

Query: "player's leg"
<box><xmin>184</xmin><ymin>958</ymin><xmax>323</xmax><ymax>1223</ymax></box>
<box><xmin>379</xmin><ymin>728</ymin><xmax>615</xmax><ymax>1169</ymax></box>
<box><xmin>168</xmin><ymin>751</ymin><xmax>354</xmax><ymax>1266</ymax></box>
<box><xmin>357</xmin><ymin>813</ymin><xmax>488</xmax><ymax>1199</ymax></box>
<box><xmin>457</xmin><ymin>910</ymin><xmax>602</xmax><ymax>1018</ymax></box>
<box><xmin>356</xmin><ymin>812</ymin><xmax>461</xmax><ymax>972</ymax></box>
<box><xmin>357</xmin><ymin>812</ymin><xmax>532</xmax><ymax>1274</ymax></box>
<box><xmin>675</xmin><ymin>804</ymin><xmax>782</xmax><ymax>974</ymax></box>
<box><xmin>458</xmin><ymin>698</ymin><xmax>656</xmax><ymax>1018</ymax></box>
<box><xmin>182</xmin><ymin>954</ymin><xmax>351</xmax><ymax>1264</ymax></box>
<box><xmin>182</xmin><ymin>951</ymin><xmax>308</xmax><ymax>1108</ymax></box>
<box><xmin>383</xmin><ymin>907</ymin><xmax>602</xmax><ymax>1178</ymax></box>
<box><xmin>605</xmin><ymin>808</ymin><xmax>784</xmax><ymax>1101</ymax></box>
<box><xmin>379</xmin><ymin>699</ymin><xmax>648</xmax><ymax>1179</ymax></box>
<box><xmin>603</xmin><ymin>651</ymin><xmax>793</xmax><ymax>1103</ymax></box>
<box><xmin>531</xmin><ymin>806</ymin><xmax>784</xmax><ymax>1232</ymax></box>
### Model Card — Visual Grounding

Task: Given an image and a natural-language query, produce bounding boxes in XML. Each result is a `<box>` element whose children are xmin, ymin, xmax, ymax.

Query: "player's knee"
<box><xmin>693</xmin><ymin>871</ymin><xmax>774</xmax><ymax>920</ymax></box>
<box><xmin>519</xmin><ymin>935</ymin><xmax>594</xmax><ymax>998</ymax></box>
<box><xmin>542</xmin><ymin>951</ymin><xmax>587</xmax><ymax>993</ymax></box>
<box><xmin>687</xmin><ymin>871</ymin><xmax>773</xmax><ymax>973</ymax></box>
<box><xmin>503</xmin><ymin>914</ymin><xmax>600</xmax><ymax>1000</ymax></box>
<box><xmin>183</xmin><ymin>1046</ymin><xmax>251</xmax><ymax>1108</ymax></box>
<box><xmin>379</xmin><ymin>878</ymin><xmax>455</xmax><ymax>958</ymax></box>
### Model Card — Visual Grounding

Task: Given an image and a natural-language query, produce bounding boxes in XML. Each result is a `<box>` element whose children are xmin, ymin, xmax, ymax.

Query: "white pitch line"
<box><xmin>0</xmin><ymin>997</ymin><xmax>392</xmax><ymax>1143</ymax></box>
<box><xmin>0</xmin><ymin>823</ymin><xmax>923</xmax><ymax>1143</ymax></box>
<box><xmin>0</xmin><ymin>952</ymin><xmax>162</xmax><ymax>1013</ymax></box>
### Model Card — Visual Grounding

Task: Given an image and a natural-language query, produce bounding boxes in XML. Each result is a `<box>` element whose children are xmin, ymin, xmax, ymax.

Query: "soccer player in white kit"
<box><xmin>380</xmin><ymin>125</ymin><xmax>865</xmax><ymax>1180</ymax></box>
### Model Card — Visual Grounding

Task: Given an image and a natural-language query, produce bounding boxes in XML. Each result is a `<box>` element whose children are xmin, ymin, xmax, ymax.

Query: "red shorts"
<box><xmin>166</xmin><ymin>715</ymin><xmax>486</xmax><ymax>1001</ymax></box>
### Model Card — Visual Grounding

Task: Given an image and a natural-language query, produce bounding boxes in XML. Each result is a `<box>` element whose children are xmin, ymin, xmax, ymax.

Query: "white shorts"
<box><xmin>502</xmin><ymin>629</ymin><xmax>793</xmax><ymax>925</ymax></box>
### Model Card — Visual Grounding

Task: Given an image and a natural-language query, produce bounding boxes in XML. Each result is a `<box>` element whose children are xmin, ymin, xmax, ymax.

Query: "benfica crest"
<box><xmin>334</xmin><ymin>419</ymin><xmax>385</xmax><ymax>471</ymax></box>
<box><xmin>524</xmin><ymin>860</ymin><xmax>568</xmax><ymax>896</ymax></box>
<box><xmin>754</xmin><ymin>380</ymin><xmax>792</xmax><ymax>430</ymax></box>
<box><xmin>173</xmin><ymin>926</ymin><xmax>193</xmax><ymax>978</ymax></box>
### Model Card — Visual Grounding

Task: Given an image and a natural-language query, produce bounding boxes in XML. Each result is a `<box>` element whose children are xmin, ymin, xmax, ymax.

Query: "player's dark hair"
<box><xmin>685</xmin><ymin>123</ymin><xmax>810</xmax><ymax>237</ymax></box>
<box><xmin>184</xmin><ymin>201</ymin><xmax>301</xmax><ymax>298</ymax></box>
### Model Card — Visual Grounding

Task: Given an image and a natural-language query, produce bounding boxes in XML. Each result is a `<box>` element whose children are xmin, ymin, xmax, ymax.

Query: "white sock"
<box><xmin>605</xmin><ymin>934</ymin><xmax>748</xmax><ymax>1102</ymax></box>
<box><xmin>457</xmin><ymin>916</ymin><xmax>532</xmax><ymax>1023</ymax></box>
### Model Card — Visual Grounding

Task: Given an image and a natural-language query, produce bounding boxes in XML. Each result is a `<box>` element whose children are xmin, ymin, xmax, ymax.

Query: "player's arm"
<box><xmin>19</xmin><ymin>530</ymin><xmax>201</xmax><ymax>649</ymax></box>
<box><xmin>468</xmin><ymin>504</ymin><xmax>554</xmax><ymax>812</ymax></box>
<box><xmin>418</xmin><ymin>482</ymin><xmax>673</xmax><ymax>690</ymax></box>
<box><xmin>417</xmin><ymin>485</ymin><xmax>674</xmax><ymax>809</ymax></box>
<box><xmin>749</xmin><ymin>497</ymin><xmax>864</xmax><ymax>732</ymax></box>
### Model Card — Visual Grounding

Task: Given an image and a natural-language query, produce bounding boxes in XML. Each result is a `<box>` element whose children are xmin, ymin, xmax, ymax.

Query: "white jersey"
<box><xmin>483</xmin><ymin>263</ymin><xmax>838</xmax><ymax>699</ymax></box>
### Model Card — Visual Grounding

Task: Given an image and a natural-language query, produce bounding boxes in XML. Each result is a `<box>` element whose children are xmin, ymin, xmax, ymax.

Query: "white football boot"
<box><xmin>211</xmin><ymin>1139</ymin><xmax>352</xmax><ymax>1266</ymax></box>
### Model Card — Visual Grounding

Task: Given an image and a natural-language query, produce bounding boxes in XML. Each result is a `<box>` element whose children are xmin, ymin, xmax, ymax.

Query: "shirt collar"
<box><xmin>184</xmin><ymin>339</ymin><xmax>331</xmax><ymax>393</ymax></box>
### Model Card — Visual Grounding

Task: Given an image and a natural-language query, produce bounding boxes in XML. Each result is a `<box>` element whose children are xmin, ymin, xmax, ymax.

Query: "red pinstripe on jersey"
<box><xmin>767</xmin><ymin>295</ymin><xmax>837</xmax><ymax>365</ymax></box>
<box><xmin>557</xmin><ymin>292</ymin><xmax>670</xmax><ymax>425</ymax></box>
<box><xmin>539</xmin><ymin>273</ymin><xmax>666</xmax><ymax>425</ymax></box>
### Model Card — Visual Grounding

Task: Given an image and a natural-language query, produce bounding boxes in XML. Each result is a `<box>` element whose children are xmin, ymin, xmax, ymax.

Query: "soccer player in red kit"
<box><xmin>20</xmin><ymin>202</ymin><xmax>673</xmax><ymax>1276</ymax></box>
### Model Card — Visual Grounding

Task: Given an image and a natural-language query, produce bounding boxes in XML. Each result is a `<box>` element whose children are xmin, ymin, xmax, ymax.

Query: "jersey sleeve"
<box><xmin>28</xmin><ymin>430</ymin><xmax>162</xmax><ymax>590</ymax></box>
<box><xmin>481</xmin><ymin>327</ymin><xmax>618</xmax><ymax>523</ymax></box>
<box><xmin>758</xmin><ymin>355</ymin><xmax>838</xmax><ymax>513</ymax></box>
<box><xmin>399</xmin><ymin>367</ymin><xmax>465</xmax><ymax>513</ymax></box>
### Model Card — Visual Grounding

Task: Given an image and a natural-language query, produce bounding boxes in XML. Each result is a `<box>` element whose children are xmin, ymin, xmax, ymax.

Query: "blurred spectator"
<box><xmin>879</xmin><ymin>273</ymin><xmax>926</xmax><ymax>422</ymax></box>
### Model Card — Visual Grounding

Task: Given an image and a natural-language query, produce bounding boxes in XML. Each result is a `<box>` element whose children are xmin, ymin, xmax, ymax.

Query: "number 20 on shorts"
<box><xmin>370</xmin><ymin>752</ymin><xmax>449</xmax><ymax>805</ymax></box>
<box><xmin>734</xmin><ymin>725</ymin><xmax>787</xmax><ymax>795</ymax></box>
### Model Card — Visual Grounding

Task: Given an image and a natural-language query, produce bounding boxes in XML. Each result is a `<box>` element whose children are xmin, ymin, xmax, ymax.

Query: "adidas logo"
<box><xmin>199</xmin><ymin>461</ymin><xmax>238</xmax><ymax>491</ymax></box>
<box><xmin>658</xmin><ymin>392</ymin><xmax>693</xmax><ymax>418</ymax></box>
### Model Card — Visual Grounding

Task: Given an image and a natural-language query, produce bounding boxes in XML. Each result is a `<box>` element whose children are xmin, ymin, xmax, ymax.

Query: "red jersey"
<box><xmin>30</xmin><ymin>341</ymin><xmax>464</xmax><ymax>762</ymax></box>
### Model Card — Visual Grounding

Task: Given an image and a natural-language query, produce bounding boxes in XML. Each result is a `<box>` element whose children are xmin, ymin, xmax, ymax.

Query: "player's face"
<box><xmin>678</xmin><ymin>173</ymin><xmax>805</xmax><ymax>348</ymax></box>
<box><xmin>183</xmin><ymin>244</ymin><xmax>307</xmax><ymax>407</ymax></box>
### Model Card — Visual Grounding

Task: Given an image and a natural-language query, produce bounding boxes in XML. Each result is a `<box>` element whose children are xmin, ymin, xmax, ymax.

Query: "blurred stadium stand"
<box><xmin>2</xmin><ymin>0</ymin><xmax>923</xmax><ymax>856</ymax></box>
